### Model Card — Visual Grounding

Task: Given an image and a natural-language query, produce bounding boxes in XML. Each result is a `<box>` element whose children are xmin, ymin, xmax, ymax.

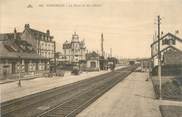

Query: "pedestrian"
<box><xmin>3</xmin><ymin>69</ymin><xmax>7</xmax><ymax>79</ymax></box>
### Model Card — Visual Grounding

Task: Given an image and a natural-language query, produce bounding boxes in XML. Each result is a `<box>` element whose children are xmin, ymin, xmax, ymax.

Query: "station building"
<box><xmin>85</xmin><ymin>51</ymin><xmax>100</xmax><ymax>71</ymax></box>
<box><xmin>0</xmin><ymin>38</ymin><xmax>49</xmax><ymax>79</ymax></box>
<box><xmin>150</xmin><ymin>32</ymin><xmax>182</xmax><ymax>76</ymax></box>
<box><xmin>0</xmin><ymin>26</ymin><xmax>52</xmax><ymax>79</ymax></box>
<box><xmin>151</xmin><ymin>33</ymin><xmax>182</xmax><ymax>66</ymax></box>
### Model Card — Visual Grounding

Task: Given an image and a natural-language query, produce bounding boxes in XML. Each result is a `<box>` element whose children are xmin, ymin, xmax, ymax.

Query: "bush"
<box><xmin>152</xmin><ymin>65</ymin><xmax>182</xmax><ymax>76</ymax></box>
<box><xmin>162</xmin><ymin>80</ymin><xmax>182</xmax><ymax>100</ymax></box>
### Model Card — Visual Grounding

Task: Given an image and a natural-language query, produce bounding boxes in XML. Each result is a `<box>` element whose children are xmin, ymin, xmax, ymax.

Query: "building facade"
<box><xmin>21</xmin><ymin>24</ymin><xmax>56</xmax><ymax>59</ymax></box>
<box><xmin>163</xmin><ymin>48</ymin><xmax>182</xmax><ymax>65</ymax></box>
<box><xmin>0</xmin><ymin>35</ymin><xmax>49</xmax><ymax>79</ymax></box>
<box><xmin>63</xmin><ymin>32</ymin><xmax>86</xmax><ymax>63</ymax></box>
<box><xmin>151</xmin><ymin>33</ymin><xmax>182</xmax><ymax>67</ymax></box>
<box><xmin>86</xmin><ymin>51</ymin><xmax>100</xmax><ymax>71</ymax></box>
<box><xmin>53</xmin><ymin>52</ymin><xmax>66</xmax><ymax>65</ymax></box>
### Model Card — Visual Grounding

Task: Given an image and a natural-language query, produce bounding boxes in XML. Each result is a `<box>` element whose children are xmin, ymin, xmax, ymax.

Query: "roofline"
<box><xmin>150</xmin><ymin>32</ymin><xmax>182</xmax><ymax>47</ymax></box>
<box><xmin>24</xmin><ymin>27</ymin><xmax>54</xmax><ymax>39</ymax></box>
<box><xmin>0</xmin><ymin>54</ymin><xmax>49</xmax><ymax>60</ymax></box>
<box><xmin>151</xmin><ymin>45</ymin><xmax>182</xmax><ymax>59</ymax></box>
<box><xmin>0</xmin><ymin>32</ymin><xmax>22</xmax><ymax>35</ymax></box>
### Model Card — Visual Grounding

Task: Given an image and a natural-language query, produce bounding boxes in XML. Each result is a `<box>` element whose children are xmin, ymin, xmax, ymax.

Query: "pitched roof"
<box><xmin>63</xmin><ymin>43</ymin><xmax>71</xmax><ymax>49</ymax></box>
<box><xmin>0</xmin><ymin>39</ymin><xmax>47</xmax><ymax>60</ymax></box>
<box><xmin>0</xmin><ymin>32</ymin><xmax>22</xmax><ymax>40</ymax></box>
<box><xmin>23</xmin><ymin>24</ymin><xmax>54</xmax><ymax>41</ymax></box>
<box><xmin>86</xmin><ymin>51</ymin><xmax>99</xmax><ymax>60</ymax></box>
<box><xmin>151</xmin><ymin>45</ymin><xmax>182</xmax><ymax>58</ymax></box>
<box><xmin>29</xmin><ymin>28</ymin><xmax>48</xmax><ymax>36</ymax></box>
<box><xmin>63</xmin><ymin>38</ymin><xmax>86</xmax><ymax>49</ymax></box>
<box><xmin>2</xmin><ymin>39</ymin><xmax>35</xmax><ymax>53</ymax></box>
<box><xmin>151</xmin><ymin>32</ymin><xmax>182</xmax><ymax>47</ymax></box>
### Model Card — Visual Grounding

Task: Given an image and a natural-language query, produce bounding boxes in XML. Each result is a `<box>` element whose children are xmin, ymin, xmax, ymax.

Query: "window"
<box><xmin>162</xmin><ymin>39</ymin><xmax>169</xmax><ymax>45</ymax></box>
<box><xmin>162</xmin><ymin>39</ymin><xmax>176</xmax><ymax>45</ymax></box>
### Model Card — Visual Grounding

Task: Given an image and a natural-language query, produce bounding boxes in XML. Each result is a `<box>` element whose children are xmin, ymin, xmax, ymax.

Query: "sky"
<box><xmin>0</xmin><ymin>0</ymin><xmax>182</xmax><ymax>58</ymax></box>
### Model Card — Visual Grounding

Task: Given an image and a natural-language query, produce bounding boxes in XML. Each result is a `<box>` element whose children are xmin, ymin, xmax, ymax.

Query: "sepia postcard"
<box><xmin>0</xmin><ymin>0</ymin><xmax>182</xmax><ymax>117</ymax></box>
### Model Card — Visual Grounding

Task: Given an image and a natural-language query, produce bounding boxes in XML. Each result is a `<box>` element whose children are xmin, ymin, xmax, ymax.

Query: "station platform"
<box><xmin>77</xmin><ymin>72</ymin><xmax>181</xmax><ymax>117</ymax></box>
<box><xmin>0</xmin><ymin>70</ymin><xmax>111</xmax><ymax>103</ymax></box>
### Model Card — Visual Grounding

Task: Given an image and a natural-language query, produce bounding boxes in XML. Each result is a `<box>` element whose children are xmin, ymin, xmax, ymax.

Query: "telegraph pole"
<box><xmin>54</xmin><ymin>41</ymin><xmax>56</xmax><ymax>72</ymax></box>
<box><xmin>157</xmin><ymin>15</ymin><xmax>162</xmax><ymax>99</ymax></box>
<box><xmin>18</xmin><ymin>56</ymin><xmax>22</xmax><ymax>87</ymax></box>
<box><xmin>101</xmin><ymin>33</ymin><xmax>104</xmax><ymax>57</ymax></box>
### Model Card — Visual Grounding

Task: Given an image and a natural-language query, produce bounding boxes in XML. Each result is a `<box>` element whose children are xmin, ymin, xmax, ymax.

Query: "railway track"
<box><xmin>1</xmin><ymin>65</ymin><xmax>137</xmax><ymax>117</ymax></box>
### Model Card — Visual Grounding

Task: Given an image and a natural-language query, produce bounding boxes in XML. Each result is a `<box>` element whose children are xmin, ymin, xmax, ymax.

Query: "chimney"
<box><xmin>25</xmin><ymin>24</ymin><xmax>30</xmax><ymax>29</ymax></box>
<box><xmin>14</xmin><ymin>28</ymin><xmax>17</xmax><ymax>39</ymax></box>
<box><xmin>46</xmin><ymin>30</ymin><xmax>50</xmax><ymax>36</ymax></box>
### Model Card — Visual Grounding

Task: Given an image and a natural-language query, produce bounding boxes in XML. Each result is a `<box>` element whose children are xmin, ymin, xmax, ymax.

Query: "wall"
<box><xmin>40</xmin><ymin>40</ymin><xmax>54</xmax><ymax>58</ymax></box>
<box><xmin>0</xmin><ymin>59</ymin><xmax>49</xmax><ymax>79</ymax></box>
<box><xmin>21</xmin><ymin>29</ymin><xmax>37</xmax><ymax>50</ymax></box>
<box><xmin>86</xmin><ymin>60</ymin><xmax>100</xmax><ymax>71</ymax></box>
<box><xmin>164</xmin><ymin>51</ymin><xmax>182</xmax><ymax>65</ymax></box>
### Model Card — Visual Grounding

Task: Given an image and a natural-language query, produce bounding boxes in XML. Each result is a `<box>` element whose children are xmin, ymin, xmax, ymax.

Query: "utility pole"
<box><xmin>101</xmin><ymin>33</ymin><xmax>104</xmax><ymax>57</ymax></box>
<box><xmin>54</xmin><ymin>41</ymin><xmax>56</xmax><ymax>73</ymax></box>
<box><xmin>18</xmin><ymin>56</ymin><xmax>21</xmax><ymax>87</ymax></box>
<box><xmin>157</xmin><ymin>15</ymin><xmax>162</xmax><ymax>99</ymax></box>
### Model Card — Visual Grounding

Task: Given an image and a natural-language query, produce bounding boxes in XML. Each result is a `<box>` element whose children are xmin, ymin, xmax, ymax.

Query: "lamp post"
<box><xmin>18</xmin><ymin>56</ymin><xmax>21</xmax><ymax>87</ymax></box>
